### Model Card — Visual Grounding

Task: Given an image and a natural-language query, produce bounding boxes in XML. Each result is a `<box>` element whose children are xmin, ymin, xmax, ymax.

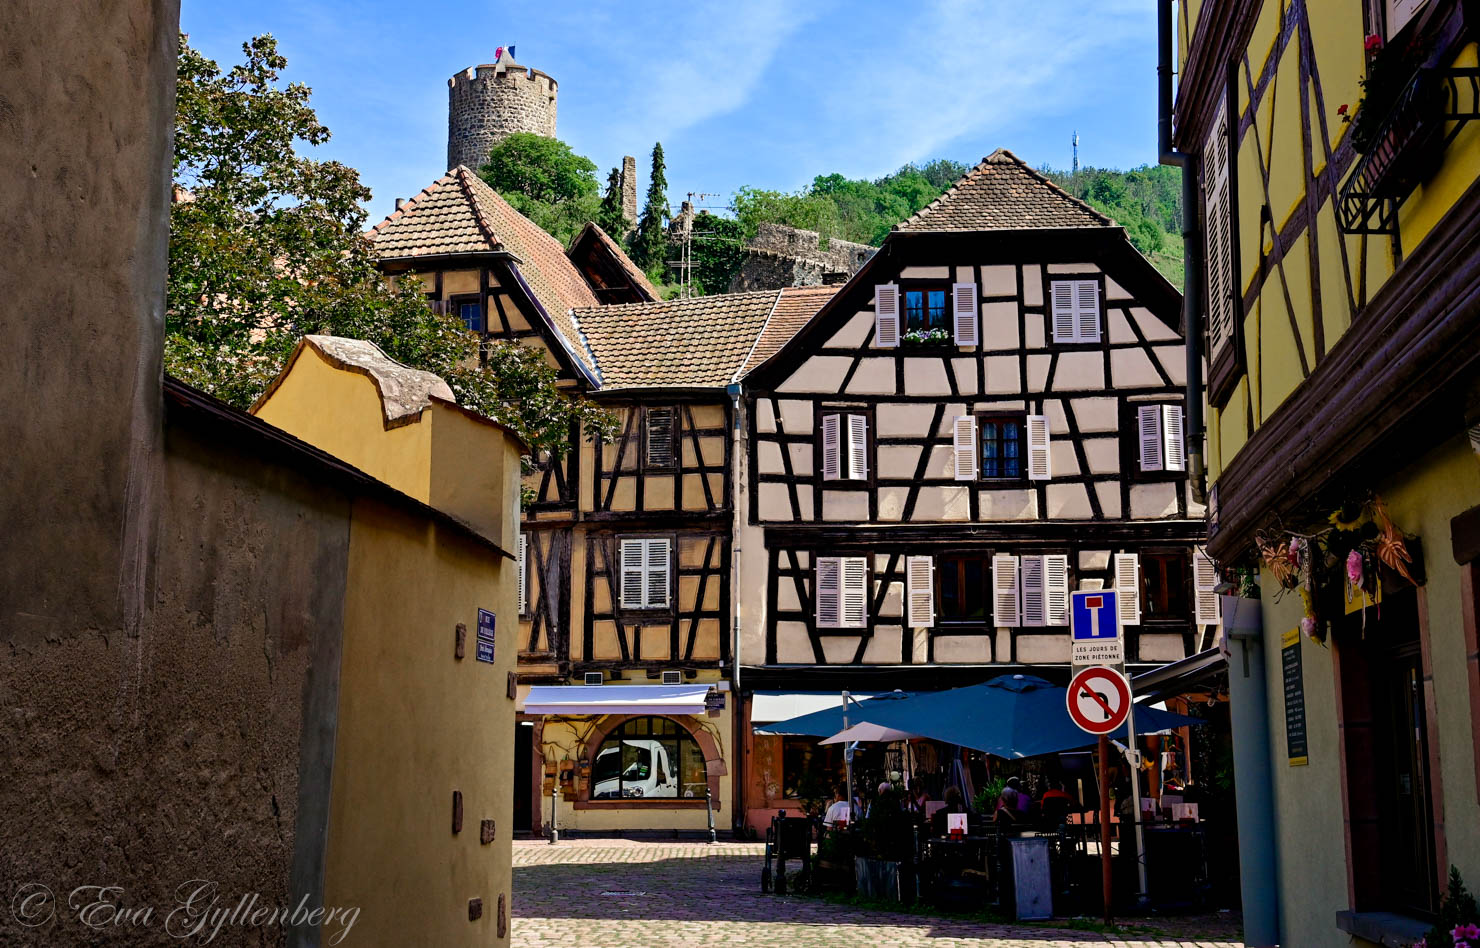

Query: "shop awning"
<box><xmin>750</xmin><ymin>692</ymin><xmax>877</xmax><ymax>726</ymax></box>
<box><xmin>523</xmin><ymin>684</ymin><xmax>712</xmax><ymax>716</ymax></box>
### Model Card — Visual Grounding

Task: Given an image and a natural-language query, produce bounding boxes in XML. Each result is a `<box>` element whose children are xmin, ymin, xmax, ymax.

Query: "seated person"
<box><xmin>822</xmin><ymin>785</ymin><xmax>852</xmax><ymax>828</ymax></box>
<box><xmin>1039</xmin><ymin>780</ymin><xmax>1074</xmax><ymax>827</ymax></box>
<box><xmin>995</xmin><ymin>777</ymin><xmax>1023</xmax><ymax>825</ymax></box>
<box><xmin>931</xmin><ymin>786</ymin><xmax>968</xmax><ymax>836</ymax></box>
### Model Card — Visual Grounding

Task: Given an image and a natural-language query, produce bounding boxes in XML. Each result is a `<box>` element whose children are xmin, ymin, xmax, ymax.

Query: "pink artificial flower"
<box><xmin>1288</xmin><ymin>538</ymin><xmax>1302</xmax><ymax>566</ymax></box>
<box><xmin>1301</xmin><ymin>616</ymin><xmax>1317</xmax><ymax>640</ymax></box>
<box><xmin>1457</xmin><ymin>923</ymin><xmax>1480</xmax><ymax>939</ymax></box>
<box><xmin>1346</xmin><ymin>550</ymin><xmax>1363</xmax><ymax>589</ymax></box>
<box><xmin>1365</xmin><ymin>33</ymin><xmax>1383</xmax><ymax>52</ymax></box>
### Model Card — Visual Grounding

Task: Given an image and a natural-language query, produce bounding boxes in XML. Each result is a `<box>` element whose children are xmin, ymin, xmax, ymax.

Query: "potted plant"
<box><xmin>1413</xmin><ymin>867</ymin><xmax>1480</xmax><ymax>947</ymax></box>
<box><xmin>1343</xmin><ymin>32</ymin><xmax>1443</xmax><ymax>199</ymax></box>
<box><xmin>902</xmin><ymin>327</ymin><xmax>950</xmax><ymax>347</ymax></box>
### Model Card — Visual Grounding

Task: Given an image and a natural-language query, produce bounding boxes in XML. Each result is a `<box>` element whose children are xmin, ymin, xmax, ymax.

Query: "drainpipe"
<box><xmin>1159</xmin><ymin>0</ymin><xmax>1207</xmax><ymax>504</ymax></box>
<box><xmin>727</xmin><ymin>382</ymin><xmax>745</xmax><ymax>836</ymax></box>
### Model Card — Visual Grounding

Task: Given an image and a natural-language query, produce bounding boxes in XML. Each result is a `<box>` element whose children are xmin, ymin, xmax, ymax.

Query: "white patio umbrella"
<box><xmin>820</xmin><ymin>722</ymin><xmax>923</xmax><ymax>745</ymax></box>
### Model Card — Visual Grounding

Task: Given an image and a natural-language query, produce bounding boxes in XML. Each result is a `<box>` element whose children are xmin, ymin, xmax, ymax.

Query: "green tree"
<box><xmin>688</xmin><ymin>213</ymin><xmax>747</xmax><ymax>294</ymax></box>
<box><xmin>477</xmin><ymin>133</ymin><xmax>601</xmax><ymax>246</ymax></box>
<box><xmin>596</xmin><ymin>167</ymin><xmax>627</xmax><ymax>237</ymax></box>
<box><xmin>631</xmin><ymin>142</ymin><xmax>669</xmax><ymax>272</ymax></box>
<box><xmin>167</xmin><ymin>34</ymin><xmax>613</xmax><ymax>457</ymax></box>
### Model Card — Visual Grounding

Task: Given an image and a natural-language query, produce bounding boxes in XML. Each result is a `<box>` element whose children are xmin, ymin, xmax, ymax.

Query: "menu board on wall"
<box><xmin>1281</xmin><ymin>628</ymin><xmax>1309</xmax><ymax>766</ymax></box>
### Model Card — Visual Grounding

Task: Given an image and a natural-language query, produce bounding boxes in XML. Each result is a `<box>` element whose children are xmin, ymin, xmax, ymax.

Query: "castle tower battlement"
<box><xmin>447</xmin><ymin>51</ymin><xmax>557</xmax><ymax>172</ymax></box>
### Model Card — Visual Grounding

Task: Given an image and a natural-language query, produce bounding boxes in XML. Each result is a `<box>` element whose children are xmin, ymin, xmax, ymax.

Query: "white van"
<box><xmin>591</xmin><ymin>739</ymin><xmax>678</xmax><ymax>799</ymax></box>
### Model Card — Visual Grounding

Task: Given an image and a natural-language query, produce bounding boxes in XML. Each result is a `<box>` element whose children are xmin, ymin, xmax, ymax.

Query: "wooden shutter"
<box><xmin>906</xmin><ymin>556</ymin><xmax>935</xmax><ymax>628</ymax></box>
<box><xmin>848</xmin><ymin>414</ymin><xmax>869</xmax><ymax>480</ymax></box>
<box><xmin>1194</xmin><ymin>551</ymin><xmax>1221</xmax><ymax>625</ymax></box>
<box><xmin>816</xmin><ymin>557</ymin><xmax>841</xmax><ymax>628</ymax></box>
<box><xmin>1074</xmin><ymin>280</ymin><xmax>1100</xmax><ymax>341</ymax></box>
<box><xmin>841</xmin><ymin>557</ymin><xmax>869</xmax><ymax>629</ymax></box>
<box><xmin>1044</xmin><ymin>554</ymin><xmax>1070</xmax><ymax>626</ymax></box>
<box><xmin>821</xmin><ymin>413</ymin><xmax>841</xmax><ymax>481</ymax></box>
<box><xmin>1162</xmin><ymin>404</ymin><xmax>1186</xmax><ymax>473</ymax></box>
<box><xmin>992</xmin><ymin>554</ymin><xmax>1020</xmax><ymax>627</ymax></box>
<box><xmin>953</xmin><ymin>415</ymin><xmax>978</xmax><ymax>481</ymax></box>
<box><xmin>1020</xmin><ymin>555</ymin><xmax>1046</xmax><ymax>627</ymax></box>
<box><xmin>645</xmin><ymin>538</ymin><xmax>670</xmax><ymax>608</ymax></box>
<box><xmin>1026</xmin><ymin>414</ymin><xmax>1051</xmax><ymax>481</ymax></box>
<box><xmin>1050</xmin><ymin>281</ymin><xmax>1076</xmax><ymax>342</ymax></box>
<box><xmin>952</xmin><ymin>282</ymin><xmax>979</xmax><ymax>345</ymax></box>
<box><xmin>874</xmin><ymin>284</ymin><xmax>900</xmax><ymax>348</ymax></box>
<box><xmin>646</xmin><ymin>407</ymin><xmax>675</xmax><ymax>469</ymax></box>
<box><xmin>620</xmin><ymin>539</ymin><xmax>645</xmax><ymax>608</ymax></box>
<box><xmin>1138</xmin><ymin>405</ymin><xmax>1164</xmax><ymax>472</ymax></box>
<box><xmin>517</xmin><ymin>533</ymin><xmax>527</xmax><ymax>614</ymax></box>
<box><xmin>1114</xmin><ymin>553</ymin><xmax>1141</xmax><ymax>626</ymax></box>
<box><xmin>1204</xmin><ymin>94</ymin><xmax>1234</xmax><ymax>363</ymax></box>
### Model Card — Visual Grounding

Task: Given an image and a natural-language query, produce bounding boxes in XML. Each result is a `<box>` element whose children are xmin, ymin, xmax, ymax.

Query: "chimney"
<box><xmin>395</xmin><ymin>197</ymin><xmax>405</xmax><ymax>211</ymax></box>
<box><xmin>620</xmin><ymin>155</ymin><xmax>638</xmax><ymax>230</ymax></box>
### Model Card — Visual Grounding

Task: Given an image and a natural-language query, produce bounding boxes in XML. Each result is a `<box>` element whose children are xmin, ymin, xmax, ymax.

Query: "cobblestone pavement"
<box><xmin>511</xmin><ymin>840</ymin><xmax>1243</xmax><ymax>948</ymax></box>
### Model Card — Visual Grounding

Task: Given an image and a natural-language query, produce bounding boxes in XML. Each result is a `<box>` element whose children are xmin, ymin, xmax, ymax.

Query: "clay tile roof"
<box><xmin>895</xmin><ymin>148</ymin><xmax>1114</xmax><ymax>232</ymax></box>
<box><xmin>370</xmin><ymin>167</ymin><xmax>600</xmax><ymax>375</ymax></box>
<box><xmin>575</xmin><ymin>222</ymin><xmax>661</xmax><ymax>301</ymax></box>
<box><xmin>739</xmin><ymin>285</ymin><xmax>839</xmax><ymax>377</ymax></box>
<box><xmin>575</xmin><ymin>289</ymin><xmax>821</xmax><ymax>390</ymax></box>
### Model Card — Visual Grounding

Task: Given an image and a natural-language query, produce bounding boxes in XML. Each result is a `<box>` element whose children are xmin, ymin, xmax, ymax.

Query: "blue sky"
<box><xmin>182</xmin><ymin>0</ymin><xmax>1164</xmax><ymax>225</ymax></box>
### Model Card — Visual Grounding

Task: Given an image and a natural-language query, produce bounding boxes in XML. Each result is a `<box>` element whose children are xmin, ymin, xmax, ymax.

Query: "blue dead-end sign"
<box><xmin>1071</xmin><ymin>590</ymin><xmax>1123</xmax><ymax>665</ymax></box>
<box><xmin>475</xmin><ymin>608</ymin><xmax>496</xmax><ymax>663</ymax></box>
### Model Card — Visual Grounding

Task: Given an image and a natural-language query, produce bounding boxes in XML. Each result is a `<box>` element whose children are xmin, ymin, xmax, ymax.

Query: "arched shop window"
<box><xmin>590</xmin><ymin>717</ymin><xmax>707</xmax><ymax>800</ymax></box>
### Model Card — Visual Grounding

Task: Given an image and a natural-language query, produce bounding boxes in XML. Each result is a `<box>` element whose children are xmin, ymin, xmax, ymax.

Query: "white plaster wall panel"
<box><xmin>1130</xmin><ymin>482</ymin><xmax>1179</xmax><ymax>519</ymax></box>
<box><xmin>877</xmin><ymin>486</ymin><xmax>907</xmax><ymax>520</ymax></box>
<box><xmin>985</xmin><ymin>356</ymin><xmax>1021</xmax><ymax>394</ymax></box>
<box><xmin>951</xmin><ymin>357</ymin><xmax>978</xmax><ymax>393</ymax></box>
<box><xmin>904</xmin><ymin>358</ymin><xmax>951</xmax><ymax>396</ymax></box>
<box><xmin>1187</xmin><ymin>489</ymin><xmax>1207</xmax><ymax>519</ymax></box>
<box><xmin>1027</xmin><ymin>354</ymin><xmax>1052</xmax><ymax>392</ymax></box>
<box><xmin>1082</xmin><ymin>437</ymin><xmax>1121</xmax><ymax>474</ymax></box>
<box><xmin>980</xmin><ymin>489</ymin><xmax>1037</xmax><ymax>520</ymax></box>
<box><xmin>794</xmin><ymin>550</ymin><xmax>812</xmax><ymax>568</ymax></box>
<box><xmin>758</xmin><ymin>483</ymin><xmax>794</xmax><ymax>520</ymax></box>
<box><xmin>778</xmin><ymin>579</ymin><xmax>801</xmax><ymax>612</ymax></box>
<box><xmin>1139</xmin><ymin>634</ymin><xmax>1187</xmax><ymax>662</ymax></box>
<box><xmin>1049</xmin><ymin>440</ymin><xmax>1080</xmax><ymax>476</ymax></box>
<box><xmin>827</xmin><ymin>311</ymin><xmax>874</xmax><ymax>349</ymax></box>
<box><xmin>939</xmin><ymin>404</ymin><xmax>970</xmax><ymax>433</ymax></box>
<box><xmin>1154</xmin><ymin>346</ymin><xmax>1187</xmax><ymax>385</ymax></box>
<box><xmin>981</xmin><ymin>264</ymin><xmax>1017</xmax><ymax>296</ymax></box>
<box><xmin>1070</xmin><ymin>397</ymin><xmax>1119</xmax><ymax>432</ymax></box>
<box><xmin>1054</xmin><ymin>352</ymin><xmax>1105</xmax><ymax>391</ymax></box>
<box><xmin>822</xmin><ymin>490</ymin><xmax>869</xmax><ymax>521</ymax></box>
<box><xmin>1095</xmin><ymin>481</ymin><xmax>1123</xmax><ymax>518</ymax></box>
<box><xmin>1044</xmin><ymin>399</ymin><xmax>1069</xmax><ymax>436</ymax></box>
<box><xmin>778</xmin><ymin>400</ymin><xmax>814</xmax><ymax>434</ymax></box>
<box><xmin>846</xmin><ymin>358</ymin><xmax>897</xmax><ymax>395</ymax></box>
<box><xmin>1047</xmin><ymin>263</ymin><xmax>1098</xmax><ymax>274</ymax></box>
<box><xmin>955</xmin><ymin>266</ymin><xmax>974</xmax><ymax>283</ymax></box>
<box><xmin>788</xmin><ymin>442</ymin><xmax>813</xmax><ymax>475</ymax></box>
<box><xmin>821</xmin><ymin>638</ymin><xmax>860</xmax><ymax>664</ymax></box>
<box><xmin>1081</xmin><ymin>578</ymin><xmax>1106</xmax><ymax>590</ymax></box>
<box><xmin>1079</xmin><ymin>550</ymin><xmax>1111</xmax><ymax>570</ymax></box>
<box><xmin>737</xmin><ymin>522</ymin><xmax>768</xmax><ymax>657</ymax></box>
<box><xmin>941</xmin><ymin>485</ymin><xmax>971</xmax><ymax>520</ymax></box>
<box><xmin>982</xmin><ymin>302</ymin><xmax>1019</xmax><ymax>349</ymax></box>
<box><xmin>1046</xmin><ymin>483</ymin><xmax>1094</xmax><ymax>519</ymax></box>
<box><xmin>1111</xmin><ymin>346</ymin><xmax>1163</xmax><ymax>389</ymax></box>
<box><xmin>776</xmin><ymin>624</ymin><xmax>816</xmax><ymax>664</ymax></box>
<box><xmin>755</xmin><ymin>398</ymin><xmax>777</xmax><ymax>434</ymax></box>
<box><xmin>1024</xmin><ymin>312</ymin><xmax>1046</xmax><ymax>349</ymax></box>
<box><xmin>864</xmin><ymin>630</ymin><xmax>902</xmax><ymax>664</ymax></box>
<box><xmin>972</xmin><ymin>400</ymin><xmax>1026</xmax><ymax>412</ymax></box>
<box><xmin>1106</xmin><ymin>276</ymin><xmax>1132</xmax><ymax>300</ymax></box>
<box><xmin>758</xmin><ymin>441</ymin><xmax>786</xmax><ymax>475</ymax></box>
<box><xmin>994</xmin><ymin>629</ymin><xmax>1012</xmax><ymax>657</ymax></box>
<box><xmin>878</xmin><ymin>402</ymin><xmax>937</xmax><ymax>437</ymax></box>
<box><xmin>880</xmin><ymin>580</ymin><xmax>903</xmax><ymax>616</ymax></box>
<box><xmin>878</xmin><ymin>445</ymin><xmax>921</xmax><ymax>479</ymax></box>
<box><xmin>1018</xmin><ymin>635</ymin><xmax>1070</xmax><ymax>663</ymax></box>
<box><xmin>1022</xmin><ymin>266</ymin><xmax>1044</xmax><ymax>306</ymax></box>
<box><xmin>900</xmin><ymin>266</ymin><xmax>951</xmax><ymax>279</ymax></box>
<box><xmin>1133</xmin><ymin>307</ymin><xmax>1180</xmax><ymax>341</ymax></box>
<box><xmin>912</xmin><ymin>628</ymin><xmax>929</xmax><ymax>663</ymax></box>
<box><xmin>929</xmin><ymin>445</ymin><xmax>955</xmax><ymax>478</ymax></box>
<box><xmin>777</xmin><ymin>356</ymin><xmax>851</xmax><ymax>393</ymax></box>
<box><xmin>1108</xmin><ymin>308</ymin><xmax>1137</xmax><ymax>344</ymax></box>
<box><xmin>934</xmin><ymin>635</ymin><xmax>991</xmax><ymax>663</ymax></box>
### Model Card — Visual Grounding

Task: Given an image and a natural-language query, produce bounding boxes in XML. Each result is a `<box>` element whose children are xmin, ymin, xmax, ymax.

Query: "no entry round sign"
<box><xmin>1067</xmin><ymin>666</ymin><xmax>1131</xmax><ymax>735</ymax></box>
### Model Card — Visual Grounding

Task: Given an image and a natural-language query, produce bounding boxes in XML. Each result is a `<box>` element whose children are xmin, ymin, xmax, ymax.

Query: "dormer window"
<box><xmin>449</xmin><ymin>294</ymin><xmax>484</xmax><ymax>333</ymax></box>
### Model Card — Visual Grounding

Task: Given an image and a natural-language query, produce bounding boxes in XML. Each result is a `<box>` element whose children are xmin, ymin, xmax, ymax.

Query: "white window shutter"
<box><xmin>1138</xmin><ymin>405</ymin><xmax>1164</xmax><ymax>473</ymax></box>
<box><xmin>1050</xmin><ymin>281</ymin><xmax>1075</xmax><ymax>342</ymax></box>
<box><xmin>1074</xmin><ymin>280</ymin><xmax>1100</xmax><ymax>341</ymax></box>
<box><xmin>906</xmin><ymin>556</ymin><xmax>935</xmax><ymax>628</ymax></box>
<box><xmin>620</xmin><ymin>539</ymin><xmax>645</xmax><ymax>608</ymax></box>
<box><xmin>1044</xmin><ymin>554</ymin><xmax>1070</xmax><ymax>626</ymax></box>
<box><xmin>874</xmin><ymin>284</ymin><xmax>900</xmax><ymax>348</ymax></box>
<box><xmin>953</xmin><ymin>415</ymin><xmax>978</xmax><ymax>481</ymax></box>
<box><xmin>1194</xmin><ymin>551</ymin><xmax>1221</xmax><ymax>625</ymax></box>
<box><xmin>848</xmin><ymin>414</ymin><xmax>869</xmax><ymax>480</ymax></box>
<box><xmin>952</xmin><ymin>282</ymin><xmax>979</xmax><ymax>346</ymax></box>
<box><xmin>518</xmin><ymin>533</ymin><xmax>527</xmax><ymax>614</ymax></box>
<box><xmin>821</xmin><ymin>413</ymin><xmax>841</xmax><ymax>481</ymax></box>
<box><xmin>645</xmin><ymin>538</ymin><xmax>670</xmax><ymax>608</ymax></box>
<box><xmin>1020</xmin><ymin>555</ymin><xmax>1046</xmax><ymax>627</ymax></box>
<box><xmin>841</xmin><ymin>557</ymin><xmax>869</xmax><ymax>629</ymax></box>
<box><xmin>1026</xmin><ymin>414</ymin><xmax>1051</xmax><ymax>481</ymax></box>
<box><xmin>1114</xmin><ymin>553</ymin><xmax>1141</xmax><ymax>626</ymax></box>
<box><xmin>1204</xmin><ymin>94</ymin><xmax>1234</xmax><ymax>363</ymax></box>
<box><xmin>992</xmin><ymin>554</ymin><xmax>1020</xmax><ymax>627</ymax></box>
<box><xmin>1162</xmin><ymin>404</ymin><xmax>1186</xmax><ymax>472</ymax></box>
<box><xmin>816</xmin><ymin>558</ymin><xmax>841</xmax><ymax>628</ymax></box>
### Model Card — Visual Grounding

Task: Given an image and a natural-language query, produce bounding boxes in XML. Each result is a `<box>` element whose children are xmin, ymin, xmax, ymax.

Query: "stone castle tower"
<box><xmin>447</xmin><ymin>49</ymin><xmax>558</xmax><ymax>171</ymax></box>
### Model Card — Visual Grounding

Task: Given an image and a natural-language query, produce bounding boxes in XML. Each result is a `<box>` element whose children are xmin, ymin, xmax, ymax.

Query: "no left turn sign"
<box><xmin>1067</xmin><ymin>666</ymin><xmax>1132</xmax><ymax>735</ymax></box>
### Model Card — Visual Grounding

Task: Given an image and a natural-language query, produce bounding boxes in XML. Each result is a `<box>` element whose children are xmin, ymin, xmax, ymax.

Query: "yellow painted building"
<box><xmin>1171</xmin><ymin>1</ymin><xmax>1480</xmax><ymax>944</ymax></box>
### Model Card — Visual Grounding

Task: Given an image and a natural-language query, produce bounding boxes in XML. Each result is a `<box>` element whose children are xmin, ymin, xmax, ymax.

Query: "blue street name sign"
<box><xmin>475</xmin><ymin>608</ymin><xmax>496</xmax><ymax>664</ymax></box>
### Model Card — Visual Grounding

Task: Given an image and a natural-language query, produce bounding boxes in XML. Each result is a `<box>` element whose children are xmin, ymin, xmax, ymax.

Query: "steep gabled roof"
<box><xmin>895</xmin><ymin>148</ymin><xmax>1115</xmax><ymax>232</ymax></box>
<box><xmin>739</xmin><ymin>285</ymin><xmax>840</xmax><ymax>377</ymax></box>
<box><xmin>568</xmin><ymin>222</ymin><xmax>660</xmax><ymax>302</ymax></box>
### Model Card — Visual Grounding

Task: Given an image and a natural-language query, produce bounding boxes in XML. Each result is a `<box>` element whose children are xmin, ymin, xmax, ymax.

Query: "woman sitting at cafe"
<box><xmin>931</xmin><ymin>786</ymin><xmax>968</xmax><ymax>836</ymax></box>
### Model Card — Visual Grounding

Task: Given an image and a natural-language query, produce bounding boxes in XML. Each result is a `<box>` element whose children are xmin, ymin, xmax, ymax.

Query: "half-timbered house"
<box><xmin>735</xmin><ymin>151</ymin><xmax>1210</xmax><ymax>832</ymax></box>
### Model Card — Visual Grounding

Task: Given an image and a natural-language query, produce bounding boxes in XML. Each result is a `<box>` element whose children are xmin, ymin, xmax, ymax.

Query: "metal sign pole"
<box><xmin>1099</xmin><ymin>734</ymin><xmax>1113</xmax><ymax>924</ymax></box>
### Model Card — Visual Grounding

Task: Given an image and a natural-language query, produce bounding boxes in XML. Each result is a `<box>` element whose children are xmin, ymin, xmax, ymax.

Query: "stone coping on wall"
<box><xmin>1335</xmin><ymin>910</ymin><xmax>1432</xmax><ymax>947</ymax></box>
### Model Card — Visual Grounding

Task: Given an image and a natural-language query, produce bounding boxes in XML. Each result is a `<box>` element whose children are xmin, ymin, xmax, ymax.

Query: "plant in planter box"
<box><xmin>1413</xmin><ymin>867</ymin><xmax>1480</xmax><ymax>947</ymax></box>
<box><xmin>854</xmin><ymin>786</ymin><xmax>914</xmax><ymax>902</ymax></box>
<box><xmin>1340</xmin><ymin>31</ymin><xmax>1444</xmax><ymax>199</ymax></box>
<box><xmin>902</xmin><ymin>327</ymin><xmax>950</xmax><ymax>346</ymax></box>
<box><xmin>974</xmin><ymin>777</ymin><xmax>1006</xmax><ymax>817</ymax></box>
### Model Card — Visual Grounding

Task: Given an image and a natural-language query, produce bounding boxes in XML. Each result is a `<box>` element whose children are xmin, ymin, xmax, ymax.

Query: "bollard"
<box><xmin>706</xmin><ymin>785</ymin><xmax>717</xmax><ymax>844</ymax></box>
<box><xmin>549</xmin><ymin>784</ymin><xmax>559</xmax><ymax>845</ymax></box>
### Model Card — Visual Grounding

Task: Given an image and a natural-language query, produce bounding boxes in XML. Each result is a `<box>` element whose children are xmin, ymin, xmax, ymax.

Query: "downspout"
<box><xmin>1159</xmin><ymin>0</ymin><xmax>1207</xmax><ymax>504</ymax></box>
<box><xmin>727</xmin><ymin>381</ymin><xmax>745</xmax><ymax>836</ymax></box>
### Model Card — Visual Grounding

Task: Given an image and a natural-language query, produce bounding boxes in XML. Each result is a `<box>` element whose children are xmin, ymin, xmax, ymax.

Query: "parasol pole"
<box><xmin>842</xmin><ymin>691</ymin><xmax>855</xmax><ymax>822</ymax></box>
<box><xmin>1099</xmin><ymin>734</ymin><xmax>1113</xmax><ymax>924</ymax></box>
